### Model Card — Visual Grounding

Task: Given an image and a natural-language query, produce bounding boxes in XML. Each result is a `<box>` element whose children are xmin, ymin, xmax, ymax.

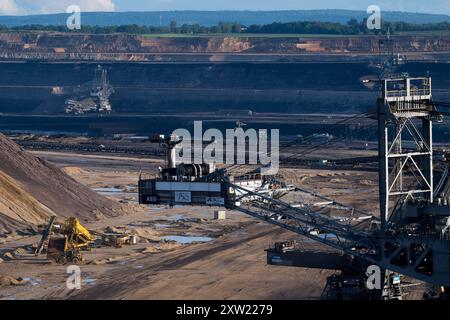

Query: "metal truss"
<box><xmin>220</xmin><ymin>77</ymin><xmax>450</xmax><ymax>286</ymax></box>
<box><xmin>378</xmin><ymin>77</ymin><xmax>434</xmax><ymax>227</ymax></box>
<box><xmin>227</xmin><ymin>182</ymin><xmax>450</xmax><ymax>286</ymax></box>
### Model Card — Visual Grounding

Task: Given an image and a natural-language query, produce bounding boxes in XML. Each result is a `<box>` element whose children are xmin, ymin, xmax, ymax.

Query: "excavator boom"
<box><xmin>64</xmin><ymin>217</ymin><xmax>95</xmax><ymax>246</ymax></box>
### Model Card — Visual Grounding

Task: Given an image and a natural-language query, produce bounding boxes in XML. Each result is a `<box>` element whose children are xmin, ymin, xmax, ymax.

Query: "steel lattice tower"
<box><xmin>378</xmin><ymin>77</ymin><xmax>434</xmax><ymax>228</ymax></box>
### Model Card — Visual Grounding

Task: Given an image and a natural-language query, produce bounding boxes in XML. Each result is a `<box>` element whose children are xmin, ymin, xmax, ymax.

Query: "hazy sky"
<box><xmin>1</xmin><ymin>0</ymin><xmax>450</xmax><ymax>15</ymax></box>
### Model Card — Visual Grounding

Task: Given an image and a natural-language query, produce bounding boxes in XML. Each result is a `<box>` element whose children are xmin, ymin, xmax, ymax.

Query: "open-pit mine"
<box><xmin>0</xmin><ymin>26</ymin><xmax>450</xmax><ymax>302</ymax></box>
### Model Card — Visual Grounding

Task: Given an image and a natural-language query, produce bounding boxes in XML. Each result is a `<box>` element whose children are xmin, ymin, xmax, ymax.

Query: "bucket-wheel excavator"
<box><xmin>139</xmin><ymin>75</ymin><xmax>450</xmax><ymax>299</ymax></box>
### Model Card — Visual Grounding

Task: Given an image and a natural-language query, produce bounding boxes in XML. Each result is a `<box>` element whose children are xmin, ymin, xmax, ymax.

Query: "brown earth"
<box><xmin>0</xmin><ymin>147</ymin><xmax>429</xmax><ymax>300</ymax></box>
<box><xmin>0</xmin><ymin>170</ymin><xmax>52</xmax><ymax>234</ymax></box>
<box><xmin>2</xmin><ymin>32</ymin><xmax>450</xmax><ymax>62</ymax></box>
<box><xmin>3</xmin><ymin>32</ymin><xmax>450</xmax><ymax>55</ymax></box>
<box><xmin>0</xmin><ymin>133</ymin><xmax>126</xmax><ymax>235</ymax></box>
<box><xmin>0</xmin><ymin>275</ymin><xmax>27</xmax><ymax>286</ymax></box>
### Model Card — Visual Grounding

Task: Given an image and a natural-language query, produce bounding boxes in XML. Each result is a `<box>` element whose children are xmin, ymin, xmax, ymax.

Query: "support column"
<box><xmin>378</xmin><ymin>100</ymin><xmax>389</xmax><ymax>229</ymax></box>
<box><xmin>423</xmin><ymin>117</ymin><xmax>433</xmax><ymax>203</ymax></box>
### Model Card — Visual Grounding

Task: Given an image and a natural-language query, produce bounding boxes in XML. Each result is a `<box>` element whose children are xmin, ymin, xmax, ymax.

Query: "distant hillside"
<box><xmin>0</xmin><ymin>10</ymin><xmax>450</xmax><ymax>27</ymax></box>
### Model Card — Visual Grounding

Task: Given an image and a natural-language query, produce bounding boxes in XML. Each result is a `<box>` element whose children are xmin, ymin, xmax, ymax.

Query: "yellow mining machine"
<box><xmin>36</xmin><ymin>217</ymin><xmax>95</xmax><ymax>264</ymax></box>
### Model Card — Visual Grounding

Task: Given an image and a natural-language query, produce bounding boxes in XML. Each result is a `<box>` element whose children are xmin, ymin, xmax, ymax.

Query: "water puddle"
<box><xmin>82</xmin><ymin>278</ymin><xmax>96</xmax><ymax>286</ymax></box>
<box><xmin>146</xmin><ymin>207</ymin><xmax>164</xmax><ymax>212</ymax></box>
<box><xmin>154</xmin><ymin>224</ymin><xmax>171</xmax><ymax>229</ymax></box>
<box><xmin>167</xmin><ymin>214</ymin><xmax>186</xmax><ymax>221</ymax></box>
<box><xmin>21</xmin><ymin>277</ymin><xmax>42</xmax><ymax>286</ymax></box>
<box><xmin>93</xmin><ymin>187</ymin><xmax>137</xmax><ymax>196</ymax></box>
<box><xmin>162</xmin><ymin>235</ymin><xmax>215</xmax><ymax>244</ymax></box>
<box><xmin>94</xmin><ymin>187</ymin><xmax>122</xmax><ymax>193</ymax></box>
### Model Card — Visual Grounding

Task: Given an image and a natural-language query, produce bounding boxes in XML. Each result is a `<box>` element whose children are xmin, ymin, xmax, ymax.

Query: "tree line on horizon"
<box><xmin>0</xmin><ymin>19</ymin><xmax>449</xmax><ymax>35</ymax></box>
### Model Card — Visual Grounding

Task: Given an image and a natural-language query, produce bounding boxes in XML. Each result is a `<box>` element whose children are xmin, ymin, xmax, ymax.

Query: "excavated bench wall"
<box><xmin>0</xmin><ymin>61</ymin><xmax>450</xmax><ymax>115</ymax></box>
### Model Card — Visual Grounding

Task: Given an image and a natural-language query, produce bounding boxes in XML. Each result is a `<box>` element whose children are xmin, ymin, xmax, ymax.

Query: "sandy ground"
<box><xmin>0</xmin><ymin>150</ymin><xmax>426</xmax><ymax>300</ymax></box>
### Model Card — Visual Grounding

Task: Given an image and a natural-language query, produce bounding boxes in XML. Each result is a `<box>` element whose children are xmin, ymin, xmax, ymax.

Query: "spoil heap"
<box><xmin>0</xmin><ymin>133</ymin><xmax>124</xmax><ymax>235</ymax></box>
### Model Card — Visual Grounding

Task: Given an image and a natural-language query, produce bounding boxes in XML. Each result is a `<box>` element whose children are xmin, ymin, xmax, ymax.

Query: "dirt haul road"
<box><xmin>0</xmin><ymin>215</ymin><xmax>331</xmax><ymax>300</ymax></box>
<box><xmin>0</xmin><ymin>147</ymin><xmax>427</xmax><ymax>300</ymax></box>
<box><xmin>58</xmin><ymin>223</ymin><xmax>330</xmax><ymax>300</ymax></box>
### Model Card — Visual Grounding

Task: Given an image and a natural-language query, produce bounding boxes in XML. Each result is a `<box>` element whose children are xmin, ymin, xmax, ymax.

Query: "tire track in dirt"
<box><xmin>66</xmin><ymin>223</ymin><xmax>283</xmax><ymax>299</ymax></box>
